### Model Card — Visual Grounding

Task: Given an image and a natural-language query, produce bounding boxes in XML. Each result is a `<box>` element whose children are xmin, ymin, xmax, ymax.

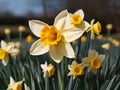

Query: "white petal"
<box><xmin>64</xmin><ymin>13</ymin><xmax>72</xmax><ymax>29</ymax></box>
<box><xmin>98</xmin><ymin>55</ymin><xmax>105</xmax><ymax>62</ymax></box>
<box><xmin>88</xmin><ymin>50</ymin><xmax>98</xmax><ymax>57</ymax></box>
<box><xmin>10</xmin><ymin>76</ymin><xmax>15</xmax><ymax>84</ymax></box>
<box><xmin>77</xmin><ymin>21</ymin><xmax>90</xmax><ymax>31</ymax></box>
<box><xmin>75</xmin><ymin>9</ymin><xmax>84</xmax><ymax>19</ymax></box>
<box><xmin>72</xmin><ymin>61</ymin><xmax>77</xmax><ymax>65</ymax></box>
<box><xmin>7</xmin><ymin>44</ymin><xmax>15</xmax><ymax>52</ymax></box>
<box><xmin>67</xmin><ymin>72</ymin><xmax>72</xmax><ymax>76</ymax></box>
<box><xmin>8</xmin><ymin>48</ymin><xmax>19</xmax><ymax>56</ymax></box>
<box><xmin>49</xmin><ymin>45</ymin><xmax>63</xmax><ymax>63</ymax></box>
<box><xmin>56</xmin><ymin>41</ymin><xmax>75</xmax><ymax>58</ymax></box>
<box><xmin>1</xmin><ymin>40</ymin><xmax>8</xmax><ymax>49</ymax></box>
<box><xmin>41</xmin><ymin>62</ymin><xmax>48</xmax><ymax>70</ymax></box>
<box><xmin>30</xmin><ymin>39</ymin><xmax>49</xmax><ymax>55</ymax></box>
<box><xmin>68</xmin><ymin>65</ymin><xmax>72</xmax><ymax>70</ymax></box>
<box><xmin>54</xmin><ymin>9</ymin><xmax>68</xmax><ymax>26</ymax></box>
<box><xmin>55</xmin><ymin>17</ymin><xmax>66</xmax><ymax>30</ymax></box>
<box><xmin>2</xmin><ymin>56</ymin><xmax>9</xmax><ymax>66</ymax></box>
<box><xmin>62</xmin><ymin>28</ymin><xmax>85</xmax><ymax>42</ymax></box>
<box><xmin>24</xmin><ymin>84</ymin><xmax>30</xmax><ymax>90</ymax></box>
<box><xmin>29</xmin><ymin>20</ymin><xmax>48</xmax><ymax>37</ymax></box>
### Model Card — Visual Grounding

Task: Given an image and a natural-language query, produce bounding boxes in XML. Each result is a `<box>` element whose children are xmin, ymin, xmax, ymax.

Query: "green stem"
<box><xmin>45</xmin><ymin>72</ymin><xmax>49</xmax><ymax>90</ymax></box>
<box><xmin>57</xmin><ymin>64</ymin><xmax>63</xmax><ymax>90</ymax></box>
<box><xmin>68</xmin><ymin>76</ymin><xmax>73</xmax><ymax>90</ymax></box>
<box><xmin>19</xmin><ymin>32</ymin><xmax>22</xmax><ymax>41</ymax></box>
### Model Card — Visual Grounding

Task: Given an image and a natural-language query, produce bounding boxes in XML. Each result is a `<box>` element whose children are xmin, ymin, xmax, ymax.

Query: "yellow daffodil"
<box><xmin>64</xmin><ymin>9</ymin><xmax>90</xmax><ymax>32</ymax></box>
<box><xmin>106</xmin><ymin>23</ymin><xmax>113</xmax><ymax>30</ymax></box>
<box><xmin>41</xmin><ymin>61</ymin><xmax>55</xmax><ymax>77</ymax></box>
<box><xmin>112</xmin><ymin>39</ymin><xmax>120</xmax><ymax>47</ymax></box>
<box><xmin>102</xmin><ymin>43</ymin><xmax>110</xmax><ymax>50</ymax></box>
<box><xmin>7</xmin><ymin>76</ymin><xmax>23</xmax><ymax>90</ymax></box>
<box><xmin>26</xmin><ymin>35</ymin><xmax>33</xmax><ymax>42</ymax></box>
<box><xmin>68</xmin><ymin>61</ymin><xmax>83</xmax><ymax>79</ymax></box>
<box><xmin>18</xmin><ymin>25</ymin><xmax>26</xmax><ymax>32</ymax></box>
<box><xmin>87</xmin><ymin>19</ymin><xmax>102</xmax><ymax>39</ymax></box>
<box><xmin>82</xmin><ymin>50</ymin><xmax>105</xmax><ymax>74</ymax></box>
<box><xmin>0</xmin><ymin>40</ymin><xmax>20</xmax><ymax>66</ymax></box>
<box><xmin>81</xmin><ymin>35</ymin><xmax>87</xmax><ymax>42</ymax></box>
<box><xmin>4</xmin><ymin>28</ymin><xmax>11</xmax><ymax>35</ymax></box>
<box><xmin>29</xmin><ymin>10</ymin><xmax>85</xmax><ymax>63</ymax></box>
<box><xmin>97</xmin><ymin>34</ymin><xmax>103</xmax><ymax>40</ymax></box>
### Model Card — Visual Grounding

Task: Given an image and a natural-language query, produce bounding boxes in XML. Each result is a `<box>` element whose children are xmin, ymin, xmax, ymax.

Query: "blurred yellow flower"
<box><xmin>106</xmin><ymin>23</ymin><xmax>113</xmax><ymax>30</ymax></box>
<box><xmin>97</xmin><ymin>34</ymin><xmax>103</xmax><ymax>40</ymax></box>
<box><xmin>7</xmin><ymin>76</ymin><xmax>23</xmax><ymax>90</ymax></box>
<box><xmin>81</xmin><ymin>35</ymin><xmax>87</xmax><ymax>42</ymax></box>
<box><xmin>68</xmin><ymin>61</ymin><xmax>83</xmax><ymax>79</ymax></box>
<box><xmin>0</xmin><ymin>40</ymin><xmax>20</xmax><ymax>66</ymax></box>
<box><xmin>4</xmin><ymin>28</ymin><xmax>11</xmax><ymax>35</ymax></box>
<box><xmin>29</xmin><ymin>10</ymin><xmax>86</xmax><ymax>63</ymax></box>
<box><xmin>18</xmin><ymin>25</ymin><xmax>26</xmax><ymax>32</ymax></box>
<box><xmin>102</xmin><ymin>43</ymin><xmax>110</xmax><ymax>50</ymax></box>
<box><xmin>82</xmin><ymin>50</ymin><xmax>105</xmax><ymax>74</ymax></box>
<box><xmin>41</xmin><ymin>62</ymin><xmax>55</xmax><ymax>77</ymax></box>
<box><xmin>112</xmin><ymin>39</ymin><xmax>120</xmax><ymax>47</ymax></box>
<box><xmin>26</xmin><ymin>35</ymin><xmax>33</xmax><ymax>42</ymax></box>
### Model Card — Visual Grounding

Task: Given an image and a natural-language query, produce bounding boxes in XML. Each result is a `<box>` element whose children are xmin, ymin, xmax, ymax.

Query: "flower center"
<box><xmin>71</xmin><ymin>14</ymin><xmax>82</xmax><ymax>25</ymax></box>
<box><xmin>91</xmin><ymin>22</ymin><xmax>101</xmax><ymax>35</ymax></box>
<box><xmin>47</xmin><ymin>64</ymin><xmax>55</xmax><ymax>77</ymax></box>
<box><xmin>72</xmin><ymin>64</ymin><xmax>83</xmax><ymax>76</ymax></box>
<box><xmin>90</xmin><ymin>57</ymin><xmax>101</xmax><ymax>70</ymax></box>
<box><xmin>0</xmin><ymin>48</ymin><xmax>7</xmax><ymax>59</ymax></box>
<box><xmin>11</xmin><ymin>82</ymin><xmax>22</xmax><ymax>90</ymax></box>
<box><xmin>40</xmin><ymin>26</ymin><xmax>62</xmax><ymax>45</ymax></box>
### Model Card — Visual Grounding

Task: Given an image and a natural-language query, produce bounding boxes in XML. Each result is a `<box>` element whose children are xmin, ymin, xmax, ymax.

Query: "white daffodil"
<box><xmin>0</xmin><ymin>40</ymin><xmax>20</xmax><ymax>66</ymax></box>
<box><xmin>64</xmin><ymin>9</ymin><xmax>90</xmax><ymax>32</ymax></box>
<box><xmin>29</xmin><ymin>10</ymin><xmax>86</xmax><ymax>63</ymax></box>
<box><xmin>40</xmin><ymin>61</ymin><xmax>55</xmax><ymax>77</ymax></box>
<box><xmin>7</xmin><ymin>76</ymin><xmax>23</xmax><ymax>90</ymax></box>
<box><xmin>82</xmin><ymin>50</ymin><xmax>105</xmax><ymax>74</ymax></box>
<box><xmin>68</xmin><ymin>61</ymin><xmax>83</xmax><ymax>79</ymax></box>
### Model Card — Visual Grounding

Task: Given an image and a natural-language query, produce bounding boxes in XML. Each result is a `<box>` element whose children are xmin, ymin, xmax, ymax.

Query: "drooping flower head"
<box><xmin>68</xmin><ymin>61</ymin><xmax>84</xmax><ymax>79</ymax></box>
<box><xmin>7</xmin><ymin>76</ymin><xmax>24</xmax><ymax>90</ymax></box>
<box><xmin>87</xmin><ymin>19</ymin><xmax>102</xmax><ymax>39</ymax></box>
<box><xmin>82</xmin><ymin>50</ymin><xmax>105</xmax><ymax>74</ymax></box>
<box><xmin>0</xmin><ymin>40</ymin><xmax>20</xmax><ymax>66</ymax></box>
<box><xmin>41</xmin><ymin>61</ymin><xmax>55</xmax><ymax>77</ymax></box>
<box><xmin>29</xmin><ymin>10</ymin><xmax>87</xmax><ymax>63</ymax></box>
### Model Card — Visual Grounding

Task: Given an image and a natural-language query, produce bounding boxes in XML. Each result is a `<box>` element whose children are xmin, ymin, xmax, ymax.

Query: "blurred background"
<box><xmin>0</xmin><ymin>0</ymin><xmax>120</xmax><ymax>39</ymax></box>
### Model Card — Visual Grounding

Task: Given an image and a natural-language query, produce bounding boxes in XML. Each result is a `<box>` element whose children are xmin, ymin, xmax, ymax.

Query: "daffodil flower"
<box><xmin>0</xmin><ymin>40</ymin><xmax>20</xmax><ymax>66</ymax></box>
<box><xmin>64</xmin><ymin>9</ymin><xmax>90</xmax><ymax>32</ymax></box>
<box><xmin>41</xmin><ymin>61</ymin><xmax>55</xmax><ymax>77</ymax></box>
<box><xmin>87</xmin><ymin>19</ymin><xmax>102</xmax><ymax>39</ymax></box>
<box><xmin>82</xmin><ymin>50</ymin><xmax>105</xmax><ymax>74</ymax></box>
<box><xmin>68</xmin><ymin>61</ymin><xmax>84</xmax><ymax>79</ymax></box>
<box><xmin>29</xmin><ymin>10</ymin><xmax>85</xmax><ymax>63</ymax></box>
<box><xmin>7</xmin><ymin>76</ymin><xmax>23</xmax><ymax>90</ymax></box>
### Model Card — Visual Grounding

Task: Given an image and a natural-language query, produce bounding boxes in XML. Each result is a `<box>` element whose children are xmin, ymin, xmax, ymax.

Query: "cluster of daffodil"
<box><xmin>1</xmin><ymin>9</ymin><xmax>120</xmax><ymax>90</ymax></box>
<box><xmin>28</xmin><ymin>9</ymin><xmax>105</xmax><ymax>89</ymax></box>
